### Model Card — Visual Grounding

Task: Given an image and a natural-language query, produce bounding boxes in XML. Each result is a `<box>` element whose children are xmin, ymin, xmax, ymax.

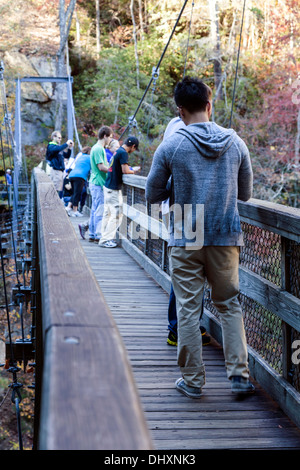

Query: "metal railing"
<box><xmin>0</xmin><ymin>183</ymin><xmax>29</xmax><ymax>207</ymax></box>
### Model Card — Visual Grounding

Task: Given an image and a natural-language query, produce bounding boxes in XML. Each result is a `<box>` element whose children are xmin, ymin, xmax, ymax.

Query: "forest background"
<box><xmin>0</xmin><ymin>0</ymin><xmax>299</xmax><ymax>450</ymax></box>
<box><xmin>0</xmin><ymin>0</ymin><xmax>299</xmax><ymax>207</ymax></box>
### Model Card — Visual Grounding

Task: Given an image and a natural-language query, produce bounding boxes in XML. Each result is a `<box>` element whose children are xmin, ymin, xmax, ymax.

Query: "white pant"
<box><xmin>100</xmin><ymin>186</ymin><xmax>123</xmax><ymax>243</ymax></box>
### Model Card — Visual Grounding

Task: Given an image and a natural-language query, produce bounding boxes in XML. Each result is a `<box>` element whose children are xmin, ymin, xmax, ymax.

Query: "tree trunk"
<box><xmin>208</xmin><ymin>0</ymin><xmax>223</xmax><ymax>101</ymax></box>
<box><xmin>130</xmin><ymin>0</ymin><xmax>140</xmax><ymax>90</ymax></box>
<box><xmin>295</xmin><ymin>106</ymin><xmax>300</xmax><ymax>167</ymax></box>
<box><xmin>144</xmin><ymin>0</ymin><xmax>148</xmax><ymax>33</ymax></box>
<box><xmin>114</xmin><ymin>85</ymin><xmax>120</xmax><ymax>124</ymax></box>
<box><xmin>262</xmin><ymin>0</ymin><xmax>271</xmax><ymax>45</ymax></box>
<box><xmin>75</xmin><ymin>8</ymin><xmax>81</xmax><ymax>46</ymax></box>
<box><xmin>55</xmin><ymin>0</ymin><xmax>77</xmax><ymax>131</ymax></box>
<box><xmin>138</xmin><ymin>0</ymin><xmax>144</xmax><ymax>40</ymax></box>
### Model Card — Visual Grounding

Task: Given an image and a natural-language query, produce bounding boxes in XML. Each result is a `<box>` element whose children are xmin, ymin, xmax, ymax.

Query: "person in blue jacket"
<box><xmin>66</xmin><ymin>147</ymin><xmax>91</xmax><ymax>217</ymax></box>
<box><xmin>46</xmin><ymin>130</ymin><xmax>74</xmax><ymax>196</ymax></box>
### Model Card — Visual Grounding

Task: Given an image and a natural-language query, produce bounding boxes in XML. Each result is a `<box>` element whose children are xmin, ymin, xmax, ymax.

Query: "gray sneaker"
<box><xmin>175</xmin><ymin>378</ymin><xmax>202</xmax><ymax>399</ymax></box>
<box><xmin>78</xmin><ymin>223</ymin><xmax>89</xmax><ymax>240</ymax></box>
<box><xmin>231</xmin><ymin>376</ymin><xmax>255</xmax><ymax>394</ymax></box>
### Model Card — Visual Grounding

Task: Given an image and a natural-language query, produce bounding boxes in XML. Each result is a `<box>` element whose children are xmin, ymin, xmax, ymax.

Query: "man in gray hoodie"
<box><xmin>145</xmin><ymin>76</ymin><xmax>254</xmax><ymax>398</ymax></box>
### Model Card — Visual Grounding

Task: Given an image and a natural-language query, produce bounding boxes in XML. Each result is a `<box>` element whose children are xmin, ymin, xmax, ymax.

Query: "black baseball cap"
<box><xmin>125</xmin><ymin>136</ymin><xmax>139</xmax><ymax>150</ymax></box>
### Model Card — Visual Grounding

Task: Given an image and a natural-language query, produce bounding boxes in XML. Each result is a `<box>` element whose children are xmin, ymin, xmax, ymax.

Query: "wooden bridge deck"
<box><xmin>70</xmin><ymin>215</ymin><xmax>300</xmax><ymax>450</ymax></box>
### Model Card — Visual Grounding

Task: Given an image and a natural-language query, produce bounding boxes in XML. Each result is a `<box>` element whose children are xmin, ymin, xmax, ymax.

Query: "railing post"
<box><xmin>162</xmin><ymin>240</ymin><xmax>166</xmax><ymax>271</ymax></box>
<box><xmin>145</xmin><ymin>201</ymin><xmax>150</xmax><ymax>257</ymax></box>
<box><xmin>131</xmin><ymin>186</ymin><xmax>135</xmax><ymax>241</ymax></box>
<box><xmin>8</xmin><ymin>185</ymin><xmax>12</xmax><ymax>206</ymax></box>
<box><xmin>281</xmin><ymin>236</ymin><xmax>293</xmax><ymax>383</ymax></box>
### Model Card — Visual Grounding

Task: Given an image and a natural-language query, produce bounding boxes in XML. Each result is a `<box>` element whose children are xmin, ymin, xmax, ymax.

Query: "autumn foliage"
<box><xmin>0</xmin><ymin>0</ymin><xmax>299</xmax><ymax>206</ymax></box>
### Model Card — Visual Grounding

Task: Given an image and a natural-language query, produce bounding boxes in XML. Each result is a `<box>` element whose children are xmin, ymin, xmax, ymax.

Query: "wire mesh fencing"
<box><xmin>122</xmin><ymin>179</ymin><xmax>300</xmax><ymax>394</ymax></box>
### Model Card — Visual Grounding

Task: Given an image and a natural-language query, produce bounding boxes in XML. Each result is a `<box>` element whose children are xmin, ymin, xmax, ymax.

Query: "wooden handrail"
<box><xmin>33</xmin><ymin>168</ymin><xmax>153</xmax><ymax>450</ymax></box>
<box><xmin>121</xmin><ymin>173</ymin><xmax>300</xmax><ymax>429</ymax></box>
<box><xmin>122</xmin><ymin>174</ymin><xmax>300</xmax><ymax>241</ymax></box>
<box><xmin>122</xmin><ymin>174</ymin><xmax>300</xmax><ymax>329</ymax></box>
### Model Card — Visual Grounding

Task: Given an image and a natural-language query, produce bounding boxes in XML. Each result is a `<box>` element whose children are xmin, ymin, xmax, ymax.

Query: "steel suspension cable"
<box><xmin>0</xmin><ymin>65</ymin><xmax>26</xmax><ymax>451</ymax></box>
<box><xmin>0</xmin><ymin>234</ymin><xmax>15</xmax><ymax>367</ymax></box>
<box><xmin>0</xmin><ymin>230</ymin><xmax>23</xmax><ymax>451</ymax></box>
<box><xmin>119</xmin><ymin>0</ymin><xmax>190</xmax><ymax>141</ymax></box>
<box><xmin>0</xmin><ymin>126</ymin><xmax>22</xmax><ymax>289</ymax></box>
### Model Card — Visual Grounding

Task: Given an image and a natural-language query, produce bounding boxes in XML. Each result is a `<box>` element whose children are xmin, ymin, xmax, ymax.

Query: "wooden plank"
<box><xmin>121</xmin><ymin>236</ymin><xmax>171</xmax><ymax>293</ymax></box>
<box><xmin>34</xmin><ymin>169</ymin><xmax>153</xmax><ymax>450</ymax></box>
<box><xmin>40</xmin><ymin>325</ymin><xmax>151</xmax><ymax>450</ymax></box>
<box><xmin>153</xmin><ymin>437</ymin><xmax>300</xmax><ymax>450</ymax></box>
<box><xmin>147</xmin><ymin>417</ymin><xmax>294</xmax><ymax>429</ymax></box>
<box><xmin>238</xmin><ymin>198</ymin><xmax>300</xmax><ymax>242</ymax></box>
<box><xmin>36</xmin><ymin>178</ymin><xmax>114</xmax><ymax>332</ymax></box>
<box><xmin>72</xmin><ymin>217</ymin><xmax>300</xmax><ymax>450</ymax></box>
<box><xmin>122</xmin><ymin>174</ymin><xmax>147</xmax><ymax>190</ymax></box>
<box><xmin>151</xmin><ymin>427</ymin><xmax>300</xmax><ymax>440</ymax></box>
<box><xmin>239</xmin><ymin>266</ymin><xmax>300</xmax><ymax>332</ymax></box>
<box><xmin>112</xmin><ymin>200</ymin><xmax>300</xmax><ymax>433</ymax></box>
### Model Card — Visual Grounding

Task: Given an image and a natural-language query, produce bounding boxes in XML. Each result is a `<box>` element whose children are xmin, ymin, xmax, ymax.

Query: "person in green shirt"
<box><xmin>88</xmin><ymin>126</ymin><xmax>113</xmax><ymax>242</ymax></box>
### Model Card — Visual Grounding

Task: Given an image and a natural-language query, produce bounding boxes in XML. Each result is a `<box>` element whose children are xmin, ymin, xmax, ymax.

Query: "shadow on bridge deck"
<box><xmin>70</xmin><ymin>215</ymin><xmax>300</xmax><ymax>450</ymax></box>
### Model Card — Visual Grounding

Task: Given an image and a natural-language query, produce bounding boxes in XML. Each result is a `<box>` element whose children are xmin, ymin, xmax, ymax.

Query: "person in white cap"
<box><xmin>5</xmin><ymin>169</ymin><xmax>12</xmax><ymax>185</ymax></box>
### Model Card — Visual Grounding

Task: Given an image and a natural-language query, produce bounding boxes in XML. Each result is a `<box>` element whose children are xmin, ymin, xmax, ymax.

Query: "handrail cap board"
<box><xmin>35</xmin><ymin>170</ymin><xmax>114</xmax><ymax>332</ymax></box>
<box><xmin>122</xmin><ymin>175</ymin><xmax>300</xmax><ymax>239</ymax></box>
<box><xmin>33</xmin><ymin>168</ymin><xmax>153</xmax><ymax>450</ymax></box>
<box><xmin>238</xmin><ymin>198</ymin><xmax>300</xmax><ymax>240</ymax></box>
<box><xmin>39</xmin><ymin>325</ymin><xmax>152</xmax><ymax>450</ymax></box>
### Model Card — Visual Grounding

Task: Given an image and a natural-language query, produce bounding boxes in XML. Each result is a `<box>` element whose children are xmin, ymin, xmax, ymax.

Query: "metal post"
<box><xmin>66</xmin><ymin>79</ymin><xmax>74</xmax><ymax>155</ymax></box>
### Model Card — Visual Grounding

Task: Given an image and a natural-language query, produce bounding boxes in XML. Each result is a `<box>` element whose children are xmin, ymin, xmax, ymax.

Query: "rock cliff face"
<box><xmin>0</xmin><ymin>0</ymin><xmax>67</xmax><ymax>145</ymax></box>
<box><xmin>4</xmin><ymin>52</ymin><xmax>53</xmax><ymax>144</ymax></box>
<box><xmin>3</xmin><ymin>51</ymin><xmax>69</xmax><ymax>145</ymax></box>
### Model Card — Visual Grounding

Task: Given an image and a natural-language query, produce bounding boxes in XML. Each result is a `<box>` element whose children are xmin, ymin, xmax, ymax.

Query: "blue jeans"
<box><xmin>168</xmin><ymin>284</ymin><xmax>204</xmax><ymax>336</ymax></box>
<box><xmin>89</xmin><ymin>183</ymin><xmax>104</xmax><ymax>239</ymax></box>
<box><xmin>168</xmin><ymin>284</ymin><xmax>178</xmax><ymax>335</ymax></box>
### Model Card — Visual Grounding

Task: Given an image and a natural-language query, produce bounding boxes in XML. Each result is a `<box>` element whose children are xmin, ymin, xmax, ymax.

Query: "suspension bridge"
<box><xmin>2</xmin><ymin>166</ymin><xmax>300</xmax><ymax>450</ymax></box>
<box><xmin>0</xmin><ymin>0</ymin><xmax>300</xmax><ymax>450</ymax></box>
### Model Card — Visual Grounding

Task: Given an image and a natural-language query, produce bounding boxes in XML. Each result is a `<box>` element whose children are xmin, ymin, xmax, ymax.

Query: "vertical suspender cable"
<box><xmin>183</xmin><ymin>0</ymin><xmax>195</xmax><ymax>78</ymax></box>
<box><xmin>119</xmin><ymin>0</ymin><xmax>190</xmax><ymax>140</ymax></box>
<box><xmin>229</xmin><ymin>0</ymin><xmax>246</xmax><ymax>128</ymax></box>
<box><xmin>66</xmin><ymin>44</ymin><xmax>82</xmax><ymax>152</ymax></box>
<box><xmin>0</xmin><ymin>68</ymin><xmax>22</xmax><ymax>289</ymax></box>
<box><xmin>0</xmin><ymin>64</ymin><xmax>25</xmax><ymax>451</ymax></box>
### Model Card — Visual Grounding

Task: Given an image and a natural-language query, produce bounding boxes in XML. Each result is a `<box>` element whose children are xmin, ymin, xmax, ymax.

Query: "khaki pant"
<box><xmin>50</xmin><ymin>168</ymin><xmax>63</xmax><ymax>191</ymax></box>
<box><xmin>169</xmin><ymin>246</ymin><xmax>249</xmax><ymax>388</ymax></box>
<box><xmin>100</xmin><ymin>186</ymin><xmax>123</xmax><ymax>243</ymax></box>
